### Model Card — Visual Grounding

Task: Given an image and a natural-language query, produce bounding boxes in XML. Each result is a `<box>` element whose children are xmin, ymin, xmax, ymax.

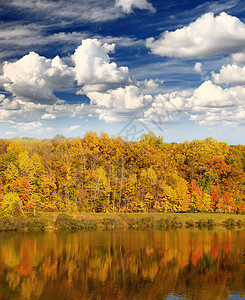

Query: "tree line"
<box><xmin>0</xmin><ymin>132</ymin><xmax>244</xmax><ymax>214</ymax></box>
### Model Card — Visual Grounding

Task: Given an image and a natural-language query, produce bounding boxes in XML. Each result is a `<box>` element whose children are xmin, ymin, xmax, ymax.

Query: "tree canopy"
<box><xmin>0</xmin><ymin>133</ymin><xmax>244</xmax><ymax>213</ymax></box>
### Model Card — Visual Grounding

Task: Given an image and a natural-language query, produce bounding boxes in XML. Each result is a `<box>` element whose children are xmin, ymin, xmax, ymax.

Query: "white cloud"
<box><xmin>9</xmin><ymin>0</ymin><xmax>122</xmax><ymax>23</ymax></box>
<box><xmin>41</xmin><ymin>113</ymin><xmax>56</xmax><ymax>120</ymax></box>
<box><xmin>231</xmin><ymin>52</ymin><xmax>245</xmax><ymax>64</ymax></box>
<box><xmin>144</xmin><ymin>78</ymin><xmax>245</xmax><ymax>127</ymax></box>
<box><xmin>146</xmin><ymin>12</ymin><xmax>245</xmax><ymax>59</ymax></box>
<box><xmin>1</xmin><ymin>52</ymin><xmax>74</xmax><ymax>104</ymax></box>
<box><xmin>185</xmin><ymin>81</ymin><xmax>245</xmax><ymax>125</ymax></box>
<box><xmin>115</xmin><ymin>0</ymin><xmax>156</xmax><ymax>13</ymax></box>
<box><xmin>194</xmin><ymin>62</ymin><xmax>202</xmax><ymax>73</ymax></box>
<box><xmin>8</xmin><ymin>0</ymin><xmax>156</xmax><ymax>31</ymax></box>
<box><xmin>144</xmin><ymin>79</ymin><xmax>159</xmax><ymax>89</ymax></box>
<box><xmin>144</xmin><ymin>90</ymin><xmax>191</xmax><ymax>122</ymax></box>
<box><xmin>212</xmin><ymin>63</ymin><xmax>245</xmax><ymax>85</ymax></box>
<box><xmin>89</xmin><ymin>84</ymin><xmax>151</xmax><ymax>111</ymax></box>
<box><xmin>13</xmin><ymin>121</ymin><xmax>43</xmax><ymax>132</ymax></box>
<box><xmin>65</xmin><ymin>125</ymin><xmax>81</xmax><ymax>133</ymax></box>
<box><xmin>186</xmin><ymin>81</ymin><xmax>236</xmax><ymax>109</ymax></box>
<box><xmin>0</xmin><ymin>25</ymin><xmax>39</xmax><ymax>45</ymax></box>
<box><xmin>0</xmin><ymin>94</ymin><xmax>5</xmax><ymax>101</ymax></box>
<box><xmin>95</xmin><ymin>109</ymin><xmax>118</xmax><ymax>123</ymax></box>
<box><xmin>5</xmin><ymin>131</ymin><xmax>16</xmax><ymax>135</ymax></box>
<box><xmin>85</xmin><ymin>84</ymin><xmax>152</xmax><ymax>122</ymax></box>
<box><xmin>0</xmin><ymin>96</ymin><xmax>85</xmax><ymax>122</ymax></box>
<box><xmin>73</xmin><ymin>39</ymin><xmax>131</xmax><ymax>93</ymax></box>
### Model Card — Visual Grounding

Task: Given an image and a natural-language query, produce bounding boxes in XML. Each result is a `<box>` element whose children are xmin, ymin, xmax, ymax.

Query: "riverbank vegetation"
<box><xmin>0</xmin><ymin>132</ymin><xmax>245</xmax><ymax>216</ymax></box>
<box><xmin>0</xmin><ymin>212</ymin><xmax>245</xmax><ymax>231</ymax></box>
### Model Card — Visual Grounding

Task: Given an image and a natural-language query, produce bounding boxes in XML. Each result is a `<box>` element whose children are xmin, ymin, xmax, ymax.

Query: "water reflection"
<box><xmin>0</xmin><ymin>230</ymin><xmax>245</xmax><ymax>299</ymax></box>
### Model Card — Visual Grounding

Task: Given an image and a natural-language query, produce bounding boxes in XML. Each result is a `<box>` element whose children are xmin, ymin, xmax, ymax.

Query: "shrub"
<box><xmin>25</xmin><ymin>218</ymin><xmax>46</xmax><ymax>231</ymax></box>
<box><xmin>15</xmin><ymin>215</ymin><xmax>27</xmax><ymax>230</ymax></box>
<box><xmin>155</xmin><ymin>218</ymin><xmax>167</xmax><ymax>228</ymax></box>
<box><xmin>207</xmin><ymin>219</ymin><xmax>215</xmax><ymax>228</ymax></box>
<box><xmin>79</xmin><ymin>216</ymin><xmax>98</xmax><ymax>229</ymax></box>
<box><xmin>125</xmin><ymin>217</ymin><xmax>140</xmax><ymax>229</ymax></box>
<box><xmin>224</xmin><ymin>218</ymin><xmax>236</xmax><ymax>229</ymax></box>
<box><xmin>55</xmin><ymin>213</ymin><xmax>81</xmax><ymax>230</ymax></box>
<box><xmin>236</xmin><ymin>219</ymin><xmax>243</xmax><ymax>227</ymax></box>
<box><xmin>185</xmin><ymin>220</ymin><xmax>195</xmax><ymax>228</ymax></box>
<box><xmin>155</xmin><ymin>217</ymin><xmax>182</xmax><ymax>229</ymax></box>
<box><xmin>0</xmin><ymin>215</ymin><xmax>17</xmax><ymax>231</ymax></box>
<box><xmin>140</xmin><ymin>216</ymin><xmax>155</xmax><ymax>228</ymax></box>
<box><xmin>171</xmin><ymin>217</ymin><xmax>182</xmax><ymax>228</ymax></box>
<box><xmin>102</xmin><ymin>215</ymin><xmax>124</xmax><ymax>229</ymax></box>
<box><xmin>196</xmin><ymin>219</ymin><xmax>207</xmax><ymax>228</ymax></box>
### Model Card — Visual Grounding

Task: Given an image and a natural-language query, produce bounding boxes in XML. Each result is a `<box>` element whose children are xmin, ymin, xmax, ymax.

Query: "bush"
<box><xmin>224</xmin><ymin>218</ymin><xmax>236</xmax><ymax>229</ymax></box>
<box><xmin>25</xmin><ymin>218</ymin><xmax>46</xmax><ymax>231</ymax></box>
<box><xmin>171</xmin><ymin>217</ymin><xmax>182</xmax><ymax>228</ymax></box>
<box><xmin>79</xmin><ymin>216</ymin><xmax>98</xmax><ymax>229</ymax></box>
<box><xmin>207</xmin><ymin>219</ymin><xmax>215</xmax><ymax>228</ymax></box>
<box><xmin>15</xmin><ymin>215</ymin><xmax>27</xmax><ymax>230</ymax></box>
<box><xmin>236</xmin><ymin>219</ymin><xmax>243</xmax><ymax>227</ymax></box>
<box><xmin>155</xmin><ymin>218</ymin><xmax>167</xmax><ymax>228</ymax></box>
<box><xmin>55</xmin><ymin>213</ymin><xmax>81</xmax><ymax>230</ymax></box>
<box><xmin>196</xmin><ymin>219</ymin><xmax>207</xmax><ymax>228</ymax></box>
<box><xmin>185</xmin><ymin>219</ymin><xmax>195</xmax><ymax>228</ymax></box>
<box><xmin>140</xmin><ymin>216</ymin><xmax>155</xmax><ymax>228</ymax></box>
<box><xmin>125</xmin><ymin>217</ymin><xmax>140</xmax><ymax>229</ymax></box>
<box><xmin>155</xmin><ymin>217</ymin><xmax>182</xmax><ymax>229</ymax></box>
<box><xmin>0</xmin><ymin>215</ymin><xmax>17</xmax><ymax>231</ymax></box>
<box><xmin>102</xmin><ymin>215</ymin><xmax>124</xmax><ymax>229</ymax></box>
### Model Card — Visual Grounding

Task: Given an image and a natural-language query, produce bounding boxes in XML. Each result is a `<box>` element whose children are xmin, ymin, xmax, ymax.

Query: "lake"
<box><xmin>0</xmin><ymin>229</ymin><xmax>245</xmax><ymax>299</ymax></box>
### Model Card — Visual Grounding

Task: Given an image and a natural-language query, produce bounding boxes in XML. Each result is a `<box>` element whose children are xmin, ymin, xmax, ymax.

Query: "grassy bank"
<box><xmin>0</xmin><ymin>212</ymin><xmax>245</xmax><ymax>232</ymax></box>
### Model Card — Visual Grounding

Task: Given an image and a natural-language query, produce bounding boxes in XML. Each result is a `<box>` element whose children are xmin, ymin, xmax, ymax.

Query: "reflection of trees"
<box><xmin>0</xmin><ymin>230</ymin><xmax>245</xmax><ymax>299</ymax></box>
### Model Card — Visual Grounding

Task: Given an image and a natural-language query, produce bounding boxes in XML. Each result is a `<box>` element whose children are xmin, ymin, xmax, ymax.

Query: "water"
<box><xmin>0</xmin><ymin>229</ymin><xmax>245</xmax><ymax>300</ymax></box>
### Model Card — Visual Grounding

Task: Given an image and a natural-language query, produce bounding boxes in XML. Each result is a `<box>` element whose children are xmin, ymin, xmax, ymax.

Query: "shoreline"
<box><xmin>0</xmin><ymin>212</ymin><xmax>245</xmax><ymax>232</ymax></box>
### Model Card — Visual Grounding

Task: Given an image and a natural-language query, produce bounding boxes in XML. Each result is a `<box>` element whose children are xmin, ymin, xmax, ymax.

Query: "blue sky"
<box><xmin>0</xmin><ymin>0</ymin><xmax>245</xmax><ymax>143</ymax></box>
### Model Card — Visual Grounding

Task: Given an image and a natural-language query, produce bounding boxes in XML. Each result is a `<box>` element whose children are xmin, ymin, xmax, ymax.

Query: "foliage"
<box><xmin>55</xmin><ymin>213</ymin><xmax>81</xmax><ymax>230</ymax></box>
<box><xmin>0</xmin><ymin>192</ymin><xmax>23</xmax><ymax>216</ymax></box>
<box><xmin>0</xmin><ymin>134</ymin><xmax>244</xmax><ymax>214</ymax></box>
<box><xmin>223</xmin><ymin>218</ymin><xmax>236</xmax><ymax>229</ymax></box>
<box><xmin>25</xmin><ymin>218</ymin><xmax>46</xmax><ymax>231</ymax></box>
<box><xmin>0</xmin><ymin>215</ymin><xmax>17</xmax><ymax>231</ymax></box>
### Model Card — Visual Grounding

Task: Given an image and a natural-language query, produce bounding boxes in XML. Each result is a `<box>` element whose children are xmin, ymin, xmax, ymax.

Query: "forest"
<box><xmin>0</xmin><ymin>132</ymin><xmax>245</xmax><ymax>214</ymax></box>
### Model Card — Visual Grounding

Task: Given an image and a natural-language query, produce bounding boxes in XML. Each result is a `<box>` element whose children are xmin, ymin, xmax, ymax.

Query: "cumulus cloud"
<box><xmin>0</xmin><ymin>52</ymin><xmax>74</xmax><ymax>104</ymax></box>
<box><xmin>144</xmin><ymin>78</ymin><xmax>245</xmax><ymax>127</ymax></box>
<box><xmin>194</xmin><ymin>62</ymin><xmax>202</xmax><ymax>73</ymax></box>
<box><xmin>212</xmin><ymin>63</ymin><xmax>245</xmax><ymax>85</ymax></box>
<box><xmin>115</xmin><ymin>0</ymin><xmax>156</xmax><ymax>13</ymax></box>
<box><xmin>73</xmin><ymin>39</ymin><xmax>131</xmax><ymax>93</ymax></box>
<box><xmin>144</xmin><ymin>90</ymin><xmax>191</xmax><ymax>122</ymax></box>
<box><xmin>146</xmin><ymin>12</ymin><xmax>245</xmax><ymax>59</ymax></box>
<box><xmin>185</xmin><ymin>80</ymin><xmax>245</xmax><ymax>125</ymax></box>
<box><xmin>231</xmin><ymin>52</ymin><xmax>245</xmax><ymax>64</ymax></box>
<box><xmin>94</xmin><ymin>109</ymin><xmax>119</xmax><ymax>123</ymax></box>
<box><xmin>87</xmin><ymin>85</ymin><xmax>152</xmax><ymax>122</ymax></box>
<box><xmin>0</xmin><ymin>95</ymin><xmax>85</xmax><ymax>122</ymax></box>
<box><xmin>186</xmin><ymin>81</ymin><xmax>236</xmax><ymax>109</ymax></box>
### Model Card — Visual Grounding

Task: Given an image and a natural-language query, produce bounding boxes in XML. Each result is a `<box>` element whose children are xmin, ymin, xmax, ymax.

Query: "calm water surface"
<box><xmin>0</xmin><ymin>229</ymin><xmax>245</xmax><ymax>300</ymax></box>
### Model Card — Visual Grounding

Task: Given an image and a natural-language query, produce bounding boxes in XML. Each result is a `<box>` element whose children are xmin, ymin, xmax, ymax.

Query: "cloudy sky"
<box><xmin>0</xmin><ymin>0</ymin><xmax>245</xmax><ymax>143</ymax></box>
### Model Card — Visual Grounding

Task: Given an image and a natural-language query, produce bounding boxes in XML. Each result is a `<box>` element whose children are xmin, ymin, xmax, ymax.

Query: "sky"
<box><xmin>0</xmin><ymin>0</ymin><xmax>245</xmax><ymax>144</ymax></box>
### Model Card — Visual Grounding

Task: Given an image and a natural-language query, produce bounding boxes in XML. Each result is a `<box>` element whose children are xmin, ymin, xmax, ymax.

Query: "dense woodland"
<box><xmin>0</xmin><ymin>132</ymin><xmax>245</xmax><ymax>214</ymax></box>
